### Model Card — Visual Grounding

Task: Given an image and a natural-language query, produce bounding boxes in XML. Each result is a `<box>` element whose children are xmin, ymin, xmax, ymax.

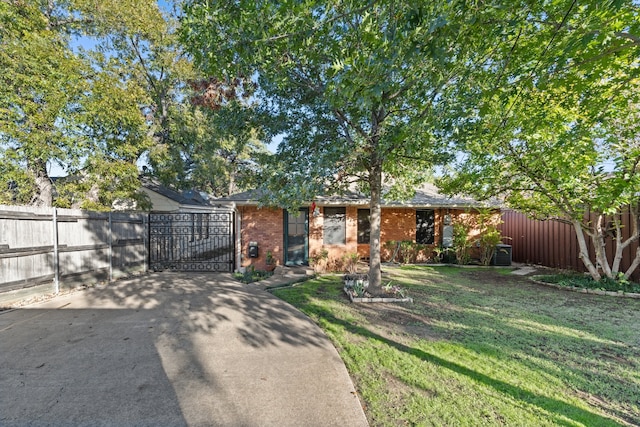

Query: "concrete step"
<box><xmin>273</xmin><ymin>265</ymin><xmax>314</xmax><ymax>277</ymax></box>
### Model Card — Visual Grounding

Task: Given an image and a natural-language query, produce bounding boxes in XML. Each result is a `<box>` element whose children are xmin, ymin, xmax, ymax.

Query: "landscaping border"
<box><xmin>344</xmin><ymin>287</ymin><xmax>413</xmax><ymax>303</ymax></box>
<box><xmin>529</xmin><ymin>275</ymin><xmax>640</xmax><ymax>299</ymax></box>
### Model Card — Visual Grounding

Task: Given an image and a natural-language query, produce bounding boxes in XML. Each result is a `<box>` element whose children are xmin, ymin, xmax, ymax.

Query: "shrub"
<box><xmin>452</xmin><ymin>223</ymin><xmax>472</xmax><ymax>265</ymax></box>
<box><xmin>309</xmin><ymin>247</ymin><xmax>329</xmax><ymax>273</ymax></box>
<box><xmin>342</xmin><ymin>252</ymin><xmax>360</xmax><ymax>274</ymax></box>
<box><xmin>537</xmin><ymin>273</ymin><xmax>640</xmax><ymax>293</ymax></box>
<box><xmin>234</xmin><ymin>266</ymin><xmax>272</xmax><ymax>283</ymax></box>
<box><xmin>474</xmin><ymin>208</ymin><xmax>507</xmax><ymax>266</ymax></box>
<box><xmin>384</xmin><ymin>240</ymin><xmax>430</xmax><ymax>264</ymax></box>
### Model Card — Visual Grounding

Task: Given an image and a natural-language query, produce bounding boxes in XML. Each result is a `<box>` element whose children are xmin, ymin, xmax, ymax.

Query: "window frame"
<box><xmin>416</xmin><ymin>209</ymin><xmax>435</xmax><ymax>245</ymax></box>
<box><xmin>323</xmin><ymin>207</ymin><xmax>346</xmax><ymax>245</ymax></box>
<box><xmin>357</xmin><ymin>209</ymin><xmax>370</xmax><ymax>244</ymax></box>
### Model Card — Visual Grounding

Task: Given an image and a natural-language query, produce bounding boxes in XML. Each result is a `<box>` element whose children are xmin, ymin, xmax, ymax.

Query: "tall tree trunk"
<box><xmin>594</xmin><ymin>214</ymin><xmax>613</xmax><ymax>278</ymax></box>
<box><xmin>624</xmin><ymin>207</ymin><xmax>640</xmax><ymax>279</ymax></box>
<box><xmin>611</xmin><ymin>216</ymin><xmax>624</xmax><ymax>275</ymax></box>
<box><xmin>228</xmin><ymin>158</ymin><xmax>237</xmax><ymax>196</ymax></box>
<box><xmin>367</xmin><ymin>106</ymin><xmax>386</xmax><ymax>292</ymax></box>
<box><xmin>625</xmin><ymin>246</ymin><xmax>640</xmax><ymax>279</ymax></box>
<box><xmin>368</xmin><ymin>159</ymin><xmax>383</xmax><ymax>292</ymax></box>
<box><xmin>614</xmin><ymin>207</ymin><xmax>640</xmax><ymax>278</ymax></box>
<box><xmin>572</xmin><ymin>220</ymin><xmax>601</xmax><ymax>281</ymax></box>
<box><xmin>30</xmin><ymin>159</ymin><xmax>53</xmax><ymax>207</ymax></box>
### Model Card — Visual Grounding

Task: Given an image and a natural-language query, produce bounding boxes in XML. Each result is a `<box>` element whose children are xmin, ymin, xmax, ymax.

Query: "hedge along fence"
<box><xmin>500</xmin><ymin>208</ymin><xmax>640</xmax><ymax>282</ymax></box>
<box><xmin>0</xmin><ymin>205</ymin><xmax>148</xmax><ymax>306</ymax></box>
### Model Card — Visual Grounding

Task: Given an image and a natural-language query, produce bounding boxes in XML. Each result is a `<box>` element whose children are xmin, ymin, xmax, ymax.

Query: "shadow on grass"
<box><xmin>314</xmin><ymin>304</ymin><xmax>624</xmax><ymax>427</ymax></box>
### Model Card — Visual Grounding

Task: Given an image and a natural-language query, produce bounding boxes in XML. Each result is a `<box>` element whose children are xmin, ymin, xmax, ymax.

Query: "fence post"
<box><xmin>143</xmin><ymin>214</ymin><xmax>148</xmax><ymax>273</ymax></box>
<box><xmin>52</xmin><ymin>207</ymin><xmax>59</xmax><ymax>294</ymax></box>
<box><xmin>108</xmin><ymin>212</ymin><xmax>113</xmax><ymax>282</ymax></box>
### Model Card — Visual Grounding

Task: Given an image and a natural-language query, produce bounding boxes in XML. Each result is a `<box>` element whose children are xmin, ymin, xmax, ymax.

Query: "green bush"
<box><xmin>234</xmin><ymin>266</ymin><xmax>273</xmax><ymax>283</ymax></box>
<box><xmin>310</xmin><ymin>247</ymin><xmax>329</xmax><ymax>273</ymax></box>
<box><xmin>474</xmin><ymin>208</ymin><xmax>508</xmax><ymax>266</ymax></box>
<box><xmin>537</xmin><ymin>273</ymin><xmax>640</xmax><ymax>293</ymax></box>
<box><xmin>342</xmin><ymin>252</ymin><xmax>360</xmax><ymax>274</ymax></box>
<box><xmin>452</xmin><ymin>223</ymin><xmax>472</xmax><ymax>265</ymax></box>
<box><xmin>384</xmin><ymin>240</ymin><xmax>430</xmax><ymax>263</ymax></box>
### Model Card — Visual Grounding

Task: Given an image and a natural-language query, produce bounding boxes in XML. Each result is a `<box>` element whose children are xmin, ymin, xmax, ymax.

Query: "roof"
<box><xmin>141</xmin><ymin>178</ymin><xmax>210</xmax><ymax>207</ymax></box>
<box><xmin>221</xmin><ymin>183</ymin><xmax>497</xmax><ymax>209</ymax></box>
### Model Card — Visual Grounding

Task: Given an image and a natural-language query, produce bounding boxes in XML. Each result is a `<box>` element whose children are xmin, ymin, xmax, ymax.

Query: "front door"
<box><xmin>284</xmin><ymin>208</ymin><xmax>308</xmax><ymax>265</ymax></box>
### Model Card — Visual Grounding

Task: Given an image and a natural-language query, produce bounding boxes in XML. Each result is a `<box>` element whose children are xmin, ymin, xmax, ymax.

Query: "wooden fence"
<box><xmin>500</xmin><ymin>208</ymin><xmax>640</xmax><ymax>281</ymax></box>
<box><xmin>0</xmin><ymin>205</ymin><xmax>147</xmax><ymax>306</ymax></box>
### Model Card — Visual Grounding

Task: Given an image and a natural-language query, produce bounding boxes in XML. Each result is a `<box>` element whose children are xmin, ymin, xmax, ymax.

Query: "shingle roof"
<box><xmin>142</xmin><ymin>178</ymin><xmax>210</xmax><ymax>206</ymax></box>
<box><xmin>221</xmin><ymin>183</ymin><xmax>496</xmax><ymax>208</ymax></box>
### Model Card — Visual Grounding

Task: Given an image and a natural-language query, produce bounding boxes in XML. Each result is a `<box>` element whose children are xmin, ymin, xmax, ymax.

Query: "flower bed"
<box><xmin>343</xmin><ymin>274</ymin><xmax>412</xmax><ymax>303</ymax></box>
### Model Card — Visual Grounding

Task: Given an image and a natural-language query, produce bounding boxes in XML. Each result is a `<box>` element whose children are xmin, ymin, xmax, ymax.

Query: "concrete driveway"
<box><xmin>0</xmin><ymin>273</ymin><xmax>368</xmax><ymax>426</ymax></box>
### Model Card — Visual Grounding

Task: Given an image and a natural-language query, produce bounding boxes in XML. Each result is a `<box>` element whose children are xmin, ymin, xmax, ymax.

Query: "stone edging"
<box><xmin>344</xmin><ymin>287</ymin><xmax>413</xmax><ymax>303</ymax></box>
<box><xmin>529</xmin><ymin>276</ymin><xmax>640</xmax><ymax>299</ymax></box>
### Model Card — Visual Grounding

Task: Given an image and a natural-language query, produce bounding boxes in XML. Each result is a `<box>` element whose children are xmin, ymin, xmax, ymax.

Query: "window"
<box><xmin>357</xmin><ymin>209</ymin><xmax>370</xmax><ymax>244</ymax></box>
<box><xmin>323</xmin><ymin>207</ymin><xmax>346</xmax><ymax>245</ymax></box>
<box><xmin>416</xmin><ymin>210</ymin><xmax>435</xmax><ymax>244</ymax></box>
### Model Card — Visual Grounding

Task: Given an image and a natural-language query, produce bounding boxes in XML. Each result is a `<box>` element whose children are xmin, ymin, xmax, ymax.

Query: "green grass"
<box><xmin>272</xmin><ymin>266</ymin><xmax>640</xmax><ymax>426</ymax></box>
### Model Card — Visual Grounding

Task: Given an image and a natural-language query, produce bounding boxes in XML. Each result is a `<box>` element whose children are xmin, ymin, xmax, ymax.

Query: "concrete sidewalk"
<box><xmin>0</xmin><ymin>273</ymin><xmax>368</xmax><ymax>426</ymax></box>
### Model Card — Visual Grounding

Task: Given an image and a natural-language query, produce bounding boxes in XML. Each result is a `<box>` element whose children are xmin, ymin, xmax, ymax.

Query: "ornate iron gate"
<box><xmin>149</xmin><ymin>211</ymin><xmax>234</xmax><ymax>272</ymax></box>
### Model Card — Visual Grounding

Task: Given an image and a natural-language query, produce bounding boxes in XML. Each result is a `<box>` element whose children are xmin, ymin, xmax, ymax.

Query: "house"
<box><xmin>220</xmin><ymin>184</ymin><xmax>501</xmax><ymax>270</ymax></box>
<box><xmin>139</xmin><ymin>178</ymin><xmax>213</xmax><ymax>212</ymax></box>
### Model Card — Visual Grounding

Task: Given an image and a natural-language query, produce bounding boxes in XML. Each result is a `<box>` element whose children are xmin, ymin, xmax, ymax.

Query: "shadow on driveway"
<box><xmin>0</xmin><ymin>273</ymin><xmax>367</xmax><ymax>427</ymax></box>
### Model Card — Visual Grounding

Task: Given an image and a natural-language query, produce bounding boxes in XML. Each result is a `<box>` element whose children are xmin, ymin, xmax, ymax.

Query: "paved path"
<box><xmin>0</xmin><ymin>273</ymin><xmax>368</xmax><ymax>427</ymax></box>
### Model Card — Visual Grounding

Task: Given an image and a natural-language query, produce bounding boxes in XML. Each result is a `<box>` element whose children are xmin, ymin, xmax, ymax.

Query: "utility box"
<box><xmin>491</xmin><ymin>244</ymin><xmax>512</xmax><ymax>266</ymax></box>
<box><xmin>442</xmin><ymin>225</ymin><xmax>453</xmax><ymax>248</ymax></box>
<box><xmin>248</xmin><ymin>241</ymin><xmax>259</xmax><ymax>258</ymax></box>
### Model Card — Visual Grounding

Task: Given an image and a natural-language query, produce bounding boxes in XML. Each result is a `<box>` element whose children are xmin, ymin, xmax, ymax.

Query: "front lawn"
<box><xmin>272</xmin><ymin>266</ymin><xmax>640</xmax><ymax>426</ymax></box>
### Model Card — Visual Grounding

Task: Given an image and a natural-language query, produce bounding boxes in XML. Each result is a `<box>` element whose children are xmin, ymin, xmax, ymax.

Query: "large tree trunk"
<box><xmin>625</xmin><ymin>246</ymin><xmax>640</xmax><ymax>279</ymax></box>
<box><xmin>368</xmin><ymin>159</ymin><xmax>383</xmax><ymax>292</ymax></box>
<box><xmin>573</xmin><ymin>207</ymin><xmax>640</xmax><ymax>281</ymax></box>
<box><xmin>572</xmin><ymin>220</ymin><xmax>601</xmax><ymax>281</ymax></box>
<box><xmin>30</xmin><ymin>159</ymin><xmax>53</xmax><ymax>207</ymax></box>
<box><xmin>611</xmin><ymin>217</ymin><xmax>624</xmax><ymax>274</ymax></box>
<box><xmin>228</xmin><ymin>157</ymin><xmax>237</xmax><ymax>196</ymax></box>
<box><xmin>593</xmin><ymin>214</ymin><xmax>613</xmax><ymax>278</ymax></box>
<box><xmin>613</xmin><ymin>207</ymin><xmax>640</xmax><ymax>279</ymax></box>
<box><xmin>623</xmin><ymin>207</ymin><xmax>640</xmax><ymax>279</ymax></box>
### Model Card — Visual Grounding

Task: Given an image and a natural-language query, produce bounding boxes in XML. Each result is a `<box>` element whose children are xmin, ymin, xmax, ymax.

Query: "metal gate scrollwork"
<box><xmin>149</xmin><ymin>211</ymin><xmax>234</xmax><ymax>272</ymax></box>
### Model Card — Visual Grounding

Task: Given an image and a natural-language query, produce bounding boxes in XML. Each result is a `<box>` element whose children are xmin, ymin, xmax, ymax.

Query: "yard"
<box><xmin>272</xmin><ymin>266</ymin><xmax>640</xmax><ymax>426</ymax></box>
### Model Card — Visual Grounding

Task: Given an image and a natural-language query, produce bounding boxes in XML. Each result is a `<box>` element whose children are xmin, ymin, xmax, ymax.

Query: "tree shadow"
<box><xmin>279</xmin><ymin>267</ymin><xmax>640</xmax><ymax>425</ymax></box>
<box><xmin>312</xmin><ymin>303</ymin><xmax>625</xmax><ymax>427</ymax></box>
<box><xmin>1</xmin><ymin>271</ymin><xmax>338</xmax><ymax>426</ymax></box>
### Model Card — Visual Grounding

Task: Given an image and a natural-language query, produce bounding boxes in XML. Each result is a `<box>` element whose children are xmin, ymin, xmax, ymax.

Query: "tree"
<box><xmin>439</xmin><ymin>1</ymin><xmax>640</xmax><ymax>281</ymax></box>
<box><xmin>149</xmin><ymin>76</ymin><xmax>269</xmax><ymax>196</ymax></box>
<box><xmin>0</xmin><ymin>0</ymin><xmax>160</xmax><ymax>209</ymax></box>
<box><xmin>181</xmin><ymin>0</ymin><xmax>506</xmax><ymax>289</ymax></box>
<box><xmin>0</xmin><ymin>2</ymin><xmax>86</xmax><ymax>205</ymax></box>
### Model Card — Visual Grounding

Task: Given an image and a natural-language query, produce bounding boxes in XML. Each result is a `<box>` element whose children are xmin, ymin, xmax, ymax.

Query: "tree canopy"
<box><xmin>438</xmin><ymin>0</ymin><xmax>640</xmax><ymax>280</ymax></box>
<box><xmin>181</xmin><ymin>0</ymin><xmax>511</xmax><ymax>288</ymax></box>
<box><xmin>0</xmin><ymin>0</ymin><xmax>267</xmax><ymax>209</ymax></box>
<box><xmin>0</xmin><ymin>0</ymin><xmax>161</xmax><ymax>208</ymax></box>
<box><xmin>181</xmin><ymin>0</ymin><xmax>640</xmax><ymax>283</ymax></box>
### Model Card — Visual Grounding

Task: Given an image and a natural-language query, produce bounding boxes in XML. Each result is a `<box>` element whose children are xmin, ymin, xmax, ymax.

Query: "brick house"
<box><xmin>221</xmin><ymin>184</ymin><xmax>499</xmax><ymax>271</ymax></box>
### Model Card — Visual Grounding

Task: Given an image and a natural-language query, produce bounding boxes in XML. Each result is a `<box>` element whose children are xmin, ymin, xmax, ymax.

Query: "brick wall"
<box><xmin>239</xmin><ymin>205</ymin><xmax>500</xmax><ymax>269</ymax></box>
<box><xmin>309</xmin><ymin>206</ymin><xmax>360</xmax><ymax>263</ymax></box>
<box><xmin>238</xmin><ymin>206</ymin><xmax>283</xmax><ymax>270</ymax></box>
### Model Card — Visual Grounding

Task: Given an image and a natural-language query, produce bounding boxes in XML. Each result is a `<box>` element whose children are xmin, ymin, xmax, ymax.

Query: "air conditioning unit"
<box><xmin>491</xmin><ymin>244</ymin><xmax>512</xmax><ymax>266</ymax></box>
